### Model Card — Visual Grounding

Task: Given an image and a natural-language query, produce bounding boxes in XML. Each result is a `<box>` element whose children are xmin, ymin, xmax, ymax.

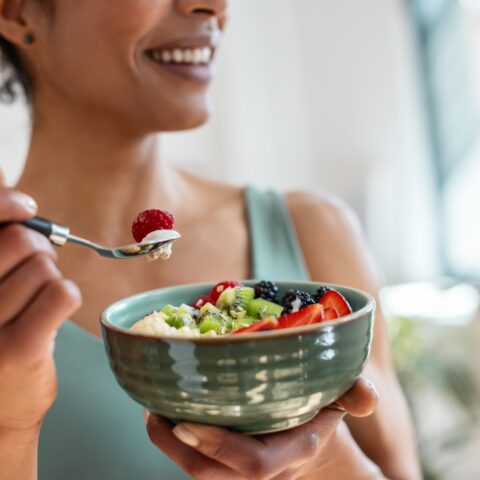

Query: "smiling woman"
<box><xmin>0</xmin><ymin>1</ymin><xmax>420</xmax><ymax>479</ymax></box>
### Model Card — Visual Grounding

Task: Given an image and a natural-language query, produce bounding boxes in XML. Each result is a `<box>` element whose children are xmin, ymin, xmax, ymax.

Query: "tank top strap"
<box><xmin>245</xmin><ymin>186</ymin><xmax>310</xmax><ymax>281</ymax></box>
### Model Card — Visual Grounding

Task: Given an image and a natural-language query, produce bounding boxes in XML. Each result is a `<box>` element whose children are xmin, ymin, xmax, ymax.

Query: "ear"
<box><xmin>0</xmin><ymin>0</ymin><xmax>32</xmax><ymax>46</ymax></box>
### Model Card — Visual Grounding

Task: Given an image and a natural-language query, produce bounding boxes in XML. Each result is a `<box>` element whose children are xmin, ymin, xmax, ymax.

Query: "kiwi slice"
<box><xmin>198</xmin><ymin>314</ymin><xmax>225</xmax><ymax>334</ymax></box>
<box><xmin>160</xmin><ymin>305</ymin><xmax>185</xmax><ymax>329</ymax></box>
<box><xmin>199</xmin><ymin>302</ymin><xmax>223</xmax><ymax>317</ymax></box>
<box><xmin>216</xmin><ymin>288</ymin><xmax>237</xmax><ymax>308</ymax></box>
<box><xmin>223</xmin><ymin>287</ymin><xmax>255</xmax><ymax>320</ymax></box>
<box><xmin>247</xmin><ymin>298</ymin><xmax>284</xmax><ymax>319</ymax></box>
<box><xmin>160</xmin><ymin>304</ymin><xmax>176</xmax><ymax>318</ymax></box>
<box><xmin>228</xmin><ymin>316</ymin><xmax>257</xmax><ymax>332</ymax></box>
<box><xmin>217</xmin><ymin>287</ymin><xmax>254</xmax><ymax>309</ymax></box>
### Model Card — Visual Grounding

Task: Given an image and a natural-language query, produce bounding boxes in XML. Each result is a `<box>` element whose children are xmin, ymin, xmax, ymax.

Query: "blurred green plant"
<box><xmin>388</xmin><ymin>316</ymin><xmax>480</xmax><ymax>480</ymax></box>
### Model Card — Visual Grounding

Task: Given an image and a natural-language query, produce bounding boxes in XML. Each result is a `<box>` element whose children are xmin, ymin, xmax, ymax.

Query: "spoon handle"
<box><xmin>22</xmin><ymin>217</ymin><xmax>70</xmax><ymax>246</ymax></box>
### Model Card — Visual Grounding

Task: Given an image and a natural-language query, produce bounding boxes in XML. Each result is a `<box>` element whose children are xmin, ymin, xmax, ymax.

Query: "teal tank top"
<box><xmin>39</xmin><ymin>187</ymin><xmax>309</xmax><ymax>479</ymax></box>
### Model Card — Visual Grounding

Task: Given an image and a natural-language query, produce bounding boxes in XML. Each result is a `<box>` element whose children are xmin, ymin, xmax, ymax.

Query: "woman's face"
<box><xmin>29</xmin><ymin>0</ymin><xmax>228</xmax><ymax>133</ymax></box>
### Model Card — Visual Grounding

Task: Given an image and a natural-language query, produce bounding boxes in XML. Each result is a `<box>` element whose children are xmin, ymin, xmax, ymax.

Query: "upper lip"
<box><xmin>147</xmin><ymin>32</ymin><xmax>221</xmax><ymax>52</ymax></box>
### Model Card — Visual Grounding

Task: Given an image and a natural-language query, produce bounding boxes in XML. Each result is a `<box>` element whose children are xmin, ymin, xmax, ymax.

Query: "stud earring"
<box><xmin>23</xmin><ymin>33</ymin><xmax>34</xmax><ymax>45</ymax></box>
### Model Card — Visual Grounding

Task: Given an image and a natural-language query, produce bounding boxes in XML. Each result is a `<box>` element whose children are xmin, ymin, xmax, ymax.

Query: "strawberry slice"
<box><xmin>277</xmin><ymin>304</ymin><xmax>325</xmax><ymax>329</ymax></box>
<box><xmin>232</xmin><ymin>317</ymin><xmax>279</xmax><ymax>334</ymax></box>
<box><xmin>209</xmin><ymin>281</ymin><xmax>243</xmax><ymax>304</ymax></box>
<box><xmin>317</xmin><ymin>290</ymin><xmax>352</xmax><ymax>317</ymax></box>
<box><xmin>324</xmin><ymin>308</ymin><xmax>339</xmax><ymax>321</ymax></box>
<box><xmin>192</xmin><ymin>295</ymin><xmax>211</xmax><ymax>310</ymax></box>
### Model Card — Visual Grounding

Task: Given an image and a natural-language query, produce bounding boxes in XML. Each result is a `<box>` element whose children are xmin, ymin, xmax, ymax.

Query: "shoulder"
<box><xmin>286</xmin><ymin>190</ymin><xmax>362</xmax><ymax>242</ymax></box>
<box><xmin>285</xmin><ymin>190</ymin><xmax>376</xmax><ymax>286</ymax></box>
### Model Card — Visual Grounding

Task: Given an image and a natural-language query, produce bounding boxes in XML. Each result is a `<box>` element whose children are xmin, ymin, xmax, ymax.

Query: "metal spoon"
<box><xmin>21</xmin><ymin>217</ymin><xmax>181</xmax><ymax>259</ymax></box>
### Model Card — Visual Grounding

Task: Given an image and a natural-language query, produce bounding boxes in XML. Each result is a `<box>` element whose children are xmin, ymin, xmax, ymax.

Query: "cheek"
<box><xmin>44</xmin><ymin>0</ymin><xmax>168</xmax><ymax>86</ymax></box>
<box><xmin>38</xmin><ymin>0</ymin><xmax>154</xmax><ymax>101</ymax></box>
<box><xmin>38</xmin><ymin>0</ymin><xmax>213</xmax><ymax>131</ymax></box>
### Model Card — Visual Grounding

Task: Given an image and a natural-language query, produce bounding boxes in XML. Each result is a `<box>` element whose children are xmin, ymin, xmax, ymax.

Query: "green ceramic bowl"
<box><xmin>100</xmin><ymin>281</ymin><xmax>375</xmax><ymax>434</ymax></box>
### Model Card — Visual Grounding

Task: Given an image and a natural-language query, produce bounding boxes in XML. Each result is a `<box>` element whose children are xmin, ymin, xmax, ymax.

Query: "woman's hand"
<box><xmin>0</xmin><ymin>174</ymin><xmax>81</xmax><ymax>433</ymax></box>
<box><xmin>147</xmin><ymin>377</ymin><xmax>383</xmax><ymax>480</ymax></box>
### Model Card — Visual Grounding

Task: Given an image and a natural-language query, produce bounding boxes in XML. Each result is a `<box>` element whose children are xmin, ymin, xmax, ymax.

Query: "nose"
<box><xmin>176</xmin><ymin>0</ymin><xmax>228</xmax><ymax>19</ymax></box>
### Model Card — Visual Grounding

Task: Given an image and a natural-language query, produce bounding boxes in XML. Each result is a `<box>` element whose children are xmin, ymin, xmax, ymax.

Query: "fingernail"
<box><xmin>173</xmin><ymin>425</ymin><xmax>200</xmax><ymax>448</ymax></box>
<box><xmin>23</xmin><ymin>196</ymin><xmax>38</xmax><ymax>213</ymax></box>
<box><xmin>143</xmin><ymin>410</ymin><xmax>150</xmax><ymax>425</ymax></box>
<box><xmin>366</xmin><ymin>380</ymin><xmax>379</xmax><ymax>397</ymax></box>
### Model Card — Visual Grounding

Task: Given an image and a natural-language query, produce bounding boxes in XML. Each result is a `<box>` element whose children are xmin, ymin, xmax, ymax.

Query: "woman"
<box><xmin>0</xmin><ymin>1</ymin><xmax>421</xmax><ymax>479</ymax></box>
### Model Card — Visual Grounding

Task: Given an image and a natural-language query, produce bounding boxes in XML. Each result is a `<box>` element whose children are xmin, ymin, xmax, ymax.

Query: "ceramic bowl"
<box><xmin>100</xmin><ymin>281</ymin><xmax>375</xmax><ymax>434</ymax></box>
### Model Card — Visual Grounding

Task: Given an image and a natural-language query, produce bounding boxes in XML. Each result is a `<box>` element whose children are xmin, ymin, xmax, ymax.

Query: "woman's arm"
<box><xmin>287</xmin><ymin>190</ymin><xmax>421</xmax><ymax>479</ymax></box>
<box><xmin>0</xmin><ymin>175</ymin><xmax>82</xmax><ymax>480</ymax></box>
<box><xmin>0</xmin><ymin>427</ymin><xmax>40</xmax><ymax>480</ymax></box>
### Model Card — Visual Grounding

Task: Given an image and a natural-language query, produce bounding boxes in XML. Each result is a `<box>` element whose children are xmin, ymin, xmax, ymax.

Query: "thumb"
<box><xmin>333</xmin><ymin>377</ymin><xmax>379</xmax><ymax>418</ymax></box>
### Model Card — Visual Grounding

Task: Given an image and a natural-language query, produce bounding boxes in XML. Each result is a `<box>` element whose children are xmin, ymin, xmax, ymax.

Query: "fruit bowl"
<box><xmin>100</xmin><ymin>281</ymin><xmax>375</xmax><ymax>434</ymax></box>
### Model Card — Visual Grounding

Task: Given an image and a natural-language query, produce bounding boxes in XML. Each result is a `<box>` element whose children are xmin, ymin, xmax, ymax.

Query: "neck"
<box><xmin>17</xmin><ymin>109</ymin><xmax>185</xmax><ymax>245</ymax></box>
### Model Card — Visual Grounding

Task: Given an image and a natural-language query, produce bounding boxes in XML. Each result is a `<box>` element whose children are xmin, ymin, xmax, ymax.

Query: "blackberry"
<box><xmin>313</xmin><ymin>286</ymin><xmax>332</xmax><ymax>302</ymax></box>
<box><xmin>254</xmin><ymin>281</ymin><xmax>279</xmax><ymax>303</ymax></box>
<box><xmin>281</xmin><ymin>289</ymin><xmax>316</xmax><ymax>314</ymax></box>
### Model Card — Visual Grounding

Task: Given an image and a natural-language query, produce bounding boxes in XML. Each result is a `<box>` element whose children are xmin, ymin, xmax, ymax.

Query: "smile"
<box><xmin>148</xmin><ymin>47</ymin><xmax>214</xmax><ymax>65</ymax></box>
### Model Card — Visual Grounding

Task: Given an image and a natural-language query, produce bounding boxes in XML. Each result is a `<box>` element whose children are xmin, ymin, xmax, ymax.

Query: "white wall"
<box><xmin>0</xmin><ymin>0</ymin><xmax>440</xmax><ymax>282</ymax></box>
<box><xmin>0</xmin><ymin>101</ymin><xmax>29</xmax><ymax>183</ymax></box>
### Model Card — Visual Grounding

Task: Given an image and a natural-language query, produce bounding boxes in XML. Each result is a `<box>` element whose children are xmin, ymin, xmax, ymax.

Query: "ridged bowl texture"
<box><xmin>101</xmin><ymin>281</ymin><xmax>375</xmax><ymax>434</ymax></box>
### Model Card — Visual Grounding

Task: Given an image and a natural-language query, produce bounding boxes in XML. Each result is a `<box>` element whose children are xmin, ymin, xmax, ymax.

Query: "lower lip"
<box><xmin>147</xmin><ymin>57</ymin><xmax>215</xmax><ymax>84</ymax></box>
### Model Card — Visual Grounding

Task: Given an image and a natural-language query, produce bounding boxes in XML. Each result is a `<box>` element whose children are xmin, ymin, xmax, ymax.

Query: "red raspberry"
<box><xmin>131</xmin><ymin>209</ymin><xmax>175</xmax><ymax>243</ymax></box>
<box><xmin>192</xmin><ymin>295</ymin><xmax>212</xmax><ymax>310</ymax></box>
<box><xmin>209</xmin><ymin>281</ymin><xmax>243</xmax><ymax>304</ymax></box>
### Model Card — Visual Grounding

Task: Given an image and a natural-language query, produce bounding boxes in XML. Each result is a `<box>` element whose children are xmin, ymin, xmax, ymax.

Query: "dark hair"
<box><xmin>0</xmin><ymin>37</ymin><xmax>30</xmax><ymax>102</ymax></box>
<box><xmin>1</xmin><ymin>0</ymin><xmax>54</xmax><ymax>103</ymax></box>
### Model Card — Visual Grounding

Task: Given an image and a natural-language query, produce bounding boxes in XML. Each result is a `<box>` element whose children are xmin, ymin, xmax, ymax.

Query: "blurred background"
<box><xmin>1</xmin><ymin>0</ymin><xmax>480</xmax><ymax>478</ymax></box>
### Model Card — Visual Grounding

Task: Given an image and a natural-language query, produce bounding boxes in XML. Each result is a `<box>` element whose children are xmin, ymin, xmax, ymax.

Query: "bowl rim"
<box><xmin>100</xmin><ymin>281</ymin><xmax>376</xmax><ymax>344</ymax></box>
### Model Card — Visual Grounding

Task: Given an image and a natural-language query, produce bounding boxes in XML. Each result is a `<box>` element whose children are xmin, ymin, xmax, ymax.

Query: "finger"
<box><xmin>173</xmin><ymin>420</ymin><xmax>316</xmax><ymax>480</ymax></box>
<box><xmin>7</xmin><ymin>279</ymin><xmax>81</xmax><ymax>354</ymax></box>
<box><xmin>147</xmin><ymin>414</ymin><xmax>247</xmax><ymax>480</ymax></box>
<box><xmin>258</xmin><ymin>408</ymin><xmax>346</xmax><ymax>477</ymax></box>
<box><xmin>0</xmin><ymin>187</ymin><xmax>37</xmax><ymax>221</ymax></box>
<box><xmin>0</xmin><ymin>254</ymin><xmax>61</xmax><ymax>327</ymax></box>
<box><xmin>334</xmin><ymin>377</ymin><xmax>379</xmax><ymax>418</ymax></box>
<box><xmin>0</xmin><ymin>225</ymin><xmax>57</xmax><ymax>278</ymax></box>
<box><xmin>0</xmin><ymin>169</ymin><xmax>6</xmax><ymax>186</ymax></box>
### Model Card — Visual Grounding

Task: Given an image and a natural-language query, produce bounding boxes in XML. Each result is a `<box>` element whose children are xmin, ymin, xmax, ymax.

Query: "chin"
<box><xmin>152</xmin><ymin>104</ymin><xmax>212</xmax><ymax>132</ymax></box>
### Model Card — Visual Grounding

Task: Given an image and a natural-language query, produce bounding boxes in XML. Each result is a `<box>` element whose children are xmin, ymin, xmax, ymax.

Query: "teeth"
<box><xmin>173</xmin><ymin>49</ymin><xmax>183</xmax><ymax>63</ymax></box>
<box><xmin>162</xmin><ymin>50</ymin><xmax>172</xmax><ymax>63</ymax></box>
<box><xmin>193</xmin><ymin>49</ymin><xmax>203</xmax><ymax>64</ymax></box>
<box><xmin>150</xmin><ymin>47</ymin><xmax>213</xmax><ymax>65</ymax></box>
<box><xmin>202</xmin><ymin>47</ymin><xmax>212</xmax><ymax>62</ymax></box>
<box><xmin>183</xmin><ymin>49</ymin><xmax>194</xmax><ymax>63</ymax></box>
